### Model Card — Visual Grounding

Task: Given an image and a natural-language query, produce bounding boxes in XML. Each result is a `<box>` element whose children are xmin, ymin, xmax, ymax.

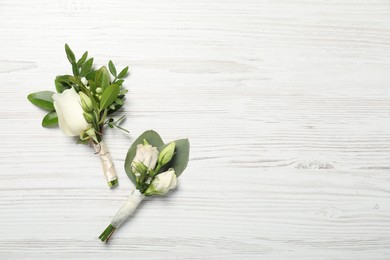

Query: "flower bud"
<box><xmin>144</xmin><ymin>168</ymin><xmax>177</xmax><ymax>196</ymax></box>
<box><xmin>158</xmin><ymin>142</ymin><xmax>175</xmax><ymax>166</ymax></box>
<box><xmin>131</xmin><ymin>144</ymin><xmax>159</xmax><ymax>173</ymax></box>
<box><xmin>83</xmin><ymin>112</ymin><xmax>94</xmax><ymax>123</ymax></box>
<box><xmin>79</xmin><ymin>92</ymin><xmax>94</xmax><ymax>112</ymax></box>
<box><xmin>96</xmin><ymin>87</ymin><xmax>102</xmax><ymax>94</ymax></box>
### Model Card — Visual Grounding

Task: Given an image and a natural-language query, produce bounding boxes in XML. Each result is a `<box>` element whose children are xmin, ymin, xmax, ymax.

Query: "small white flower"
<box><xmin>131</xmin><ymin>144</ymin><xmax>159</xmax><ymax>173</ymax></box>
<box><xmin>144</xmin><ymin>168</ymin><xmax>177</xmax><ymax>196</ymax></box>
<box><xmin>52</xmin><ymin>88</ymin><xmax>90</xmax><ymax>136</ymax></box>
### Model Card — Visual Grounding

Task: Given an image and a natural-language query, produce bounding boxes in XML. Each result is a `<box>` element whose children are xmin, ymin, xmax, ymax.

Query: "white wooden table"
<box><xmin>1</xmin><ymin>1</ymin><xmax>390</xmax><ymax>259</ymax></box>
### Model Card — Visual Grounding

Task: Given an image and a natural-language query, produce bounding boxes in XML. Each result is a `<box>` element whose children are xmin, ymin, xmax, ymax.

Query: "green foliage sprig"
<box><xmin>27</xmin><ymin>44</ymin><xmax>130</xmax><ymax>144</ymax></box>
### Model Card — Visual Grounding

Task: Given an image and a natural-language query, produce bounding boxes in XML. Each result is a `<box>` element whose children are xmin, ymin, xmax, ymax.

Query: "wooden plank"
<box><xmin>0</xmin><ymin>0</ymin><xmax>389</xmax><ymax>258</ymax></box>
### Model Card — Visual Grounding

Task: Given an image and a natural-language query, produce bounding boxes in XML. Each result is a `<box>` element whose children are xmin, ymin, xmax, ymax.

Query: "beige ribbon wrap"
<box><xmin>111</xmin><ymin>189</ymin><xmax>145</xmax><ymax>228</ymax></box>
<box><xmin>93</xmin><ymin>141</ymin><xmax>118</xmax><ymax>183</ymax></box>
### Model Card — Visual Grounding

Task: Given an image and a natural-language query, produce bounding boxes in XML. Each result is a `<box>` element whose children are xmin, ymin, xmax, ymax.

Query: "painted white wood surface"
<box><xmin>1</xmin><ymin>0</ymin><xmax>390</xmax><ymax>259</ymax></box>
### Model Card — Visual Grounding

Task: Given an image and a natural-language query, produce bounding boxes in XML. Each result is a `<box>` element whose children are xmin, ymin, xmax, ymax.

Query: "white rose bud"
<box><xmin>158</xmin><ymin>142</ymin><xmax>175</xmax><ymax>166</ymax></box>
<box><xmin>144</xmin><ymin>168</ymin><xmax>177</xmax><ymax>196</ymax></box>
<box><xmin>131</xmin><ymin>144</ymin><xmax>159</xmax><ymax>173</ymax></box>
<box><xmin>53</xmin><ymin>88</ymin><xmax>90</xmax><ymax>136</ymax></box>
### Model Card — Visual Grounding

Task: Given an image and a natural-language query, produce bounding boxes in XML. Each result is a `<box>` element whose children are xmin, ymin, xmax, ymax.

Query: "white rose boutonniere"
<box><xmin>28</xmin><ymin>44</ymin><xmax>130</xmax><ymax>187</ymax></box>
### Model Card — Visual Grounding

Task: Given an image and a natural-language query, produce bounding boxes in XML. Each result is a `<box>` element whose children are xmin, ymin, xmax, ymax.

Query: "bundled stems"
<box><xmin>99</xmin><ymin>224</ymin><xmax>116</xmax><ymax>242</ymax></box>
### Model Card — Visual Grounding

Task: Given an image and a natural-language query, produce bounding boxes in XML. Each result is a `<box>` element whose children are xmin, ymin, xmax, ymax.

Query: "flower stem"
<box><xmin>99</xmin><ymin>224</ymin><xmax>116</xmax><ymax>242</ymax></box>
<box><xmin>108</xmin><ymin>179</ymin><xmax>118</xmax><ymax>188</ymax></box>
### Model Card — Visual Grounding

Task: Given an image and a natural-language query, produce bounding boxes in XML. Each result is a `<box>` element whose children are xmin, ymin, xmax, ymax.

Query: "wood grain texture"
<box><xmin>1</xmin><ymin>0</ymin><xmax>390</xmax><ymax>259</ymax></box>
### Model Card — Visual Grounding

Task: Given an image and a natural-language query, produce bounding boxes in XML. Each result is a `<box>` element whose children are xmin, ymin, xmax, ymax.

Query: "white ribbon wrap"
<box><xmin>93</xmin><ymin>141</ymin><xmax>117</xmax><ymax>182</ymax></box>
<box><xmin>111</xmin><ymin>189</ymin><xmax>145</xmax><ymax>228</ymax></box>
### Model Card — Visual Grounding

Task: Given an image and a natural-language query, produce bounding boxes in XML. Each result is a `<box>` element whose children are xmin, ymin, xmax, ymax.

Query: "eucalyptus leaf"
<box><xmin>100</xmin><ymin>84</ymin><xmax>120</xmax><ymax>110</ymax></box>
<box><xmin>77</xmin><ymin>51</ymin><xmax>88</xmax><ymax>66</ymax></box>
<box><xmin>27</xmin><ymin>91</ymin><xmax>55</xmax><ymax>111</ymax></box>
<box><xmin>108</xmin><ymin>60</ymin><xmax>117</xmax><ymax>77</ymax></box>
<box><xmin>95</xmin><ymin>66</ymin><xmax>111</xmax><ymax>90</ymax></box>
<box><xmin>117</xmin><ymin>66</ymin><xmax>128</xmax><ymax>78</ymax></box>
<box><xmin>65</xmin><ymin>44</ymin><xmax>76</xmax><ymax>64</ymax></box>
<box><xmin>42</xmin><ymin>111</ymin><xmax>58</xmax><ymax>127</ymax></box>
<box><xmin>125</xmin><ymin>130</ymin><xmax>164</xmax><ymax>185</ymax></box>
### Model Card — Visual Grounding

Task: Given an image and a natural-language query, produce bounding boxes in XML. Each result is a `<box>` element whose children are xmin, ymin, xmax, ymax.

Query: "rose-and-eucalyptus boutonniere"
<box><xmin>99</xmin><ymin>130</ymin><xmax>190</xmax><ymax>242</ymax></box>
<box><xmin>27</xmin><ymin>44</ymin><xmax>129</xmax><ymax>187</ymax></box>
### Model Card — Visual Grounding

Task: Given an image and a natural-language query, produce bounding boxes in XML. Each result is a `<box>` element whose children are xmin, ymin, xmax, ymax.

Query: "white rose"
<box><xmin>132</xmin><ymin>144</ymin><xmax>159</xmax><ymax>172</ymax></box>
<box><xmin>144</xmin><ymin>168</ymin><xmax>177</xmax><ymax>196</ymax></box>
<box><xmin>52</xmin><ymin>88</ymin><xmax>90</xmax><ymax>136</ymax></box>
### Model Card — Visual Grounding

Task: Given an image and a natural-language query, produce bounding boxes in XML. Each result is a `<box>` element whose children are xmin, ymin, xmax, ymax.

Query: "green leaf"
<box><xmin>114</xmin><ymin>98</ymin><xmax>123</xmax><ymax>105</ymax></box>
<box><xmin>108</xmin><ymin>60</ymin><xmax>117</xmax><ymax>77</ymax></box>
<box><xmin>125</xmin><ymin>130</ymin><xmax>164</xmax><ymax>185</ymax></box>
<box><xmin>54</xmin><ymin>76</ymin><xmax>72</xmax><ymax>93</ymax></box>
<box><xmin>158</xmin><ymin>139</ymin><xmax>190</xmax><ymax>177</ymax></box>
<box><xmin>117</xmin><ymin>66</ymin><xmax>129</xmax><ymax>78</ymax></box>
<box><xmin>77</xmin><ymin>51</ymin><xmax>88</xmax><ymax>66</ymax></box>
<box><xmin>85</xmin><ymin>69</ymin><xmax>96</xmax><ymax>80</ymax></box>
<box><xmin>80</xmin><ymin>58</ymin><xmax>93</xmax><ymax>77</ymax></box>
<box><xmin>115</xmin><ymin>79</ymin><xmax>124</xmax><ymax>85</ymax></box>
<box><xmin>99</xmin><ymin>84</ymin><xmax>120</xmax><ymax>110</ymax></box>
<box><xmin>71</xmin><ymin>61</ymin><xmax>79</xmax><ymax>76</ymax></box>
<box><xmin>95</xmin><ymin>66</ymin><xmax>111</xmax><ymax>90</ymax></box>
<box><xmin>27</xmin><ymin>91</ymin><xmax>55</xmax><ymax>111</ymax></box>
<box><xmin>65</xmin><ymin>44</ymin><xmax>76</xmax><ymax>64</ymax></box>
<box><xmin>42</xmin><ymin>111</ymin><xmax>58</xmax><ymax>127</ymax></box>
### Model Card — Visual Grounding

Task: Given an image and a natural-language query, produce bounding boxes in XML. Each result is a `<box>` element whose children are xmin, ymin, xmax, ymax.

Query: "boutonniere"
<box><xmin>99</xmin><ymin>130</ymin><xmax>190</xmax><ymax>242</ymax></box>
<box><xmin>27</xmin><ymin>44</ymin><xmax>129</xmax><ymax>187</ymax></box>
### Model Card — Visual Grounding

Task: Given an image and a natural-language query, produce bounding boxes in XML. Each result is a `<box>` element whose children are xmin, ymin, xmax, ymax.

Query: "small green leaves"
<box><xmin>100</xmin><ymin>84</ymin><xmax>120</xmax><ymax>110</ymax></box>
<box><xmin>71</xmin><ymin>62</ymin><xmax>79</xmax><ymax>76</ymax></box>
<box><xmin>80</xmin><ymin>127</ymin><xmax>98</xmax><ymax>143</ymax></box>
<box><xmin>77</xmin><ymin>51</ymin><xmax>88</xmax><ymax>66</ymax></box>
<box><xmin>55</xmin><ymin>77</ymin><xmax>70</xmax><ymax>93</ymax></box>
<box><xmin>95</xmin><ymin>66</ymin><xmax>111</xmax><ymax>90</ymax></box>
<box><xmin>27</xmin><ymin>91</ymin><xmax>55</xmax><ymax>111</ymax></box>
<box><xmin>117</xmin><ymin>66</ymin><xmax>129</xmax><ymax>78</ymax></box>
<box><xmin>42</xmin><ymin>111</ymin><xmax>58</xmax><ymax>127</ymax></box>
<box><xmin>80</xmin><ymin>58</ymin><xmax>93</xmax><ymax>77</ymax></box>
<box><xmin>65</xmin><ymin>44</ymin><xmax>76</xmax><ymax>64</ymax></box>
<box><xmin>108</xmin><ymin>60</ymin><xmax>117</xmax><ymax>77</ymax></box>
<box><xmin>133</xmin><ymin>162</ymin><xmax>147</xmax><ymax>175</ymax></box>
